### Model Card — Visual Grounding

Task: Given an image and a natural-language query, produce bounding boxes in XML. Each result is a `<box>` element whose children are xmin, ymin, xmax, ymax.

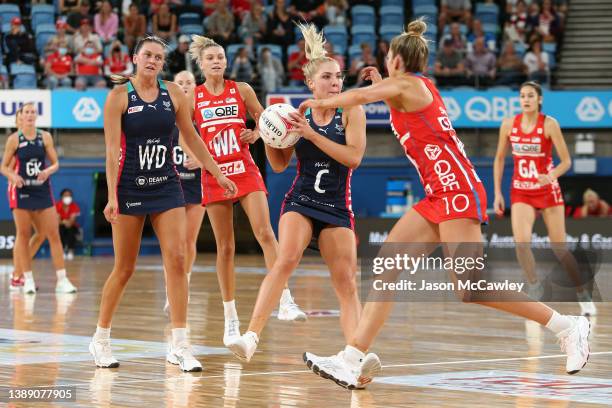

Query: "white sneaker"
<box><xmin>89</xmin><ymin>337</ymin><xmax>119</xmax><ymax>368</ymax></box>
<box><xmin>166</xmin><ymin>342</ymin><xmax>203</xmax><ymax>372</ymax></box>
<box><xmin>23</xmin><ymin>278</ymin><xmax>36</xmax><ymax>295</ymax></box>
<box><xmin>226</xmin><ymin>331</ymin><xmax>258</xmax><ymax>362</ymax></box>
<box><xmin>278</xmin><ymin>294</ymin><xmax>307</xmax><ymax>322</ymax></box>
<box><xmin>223</xmin><ymin>318</ymin><xmax>241</xmax><ymax>347</ymax></box>
<box><xmin>56</xmin><ymin>277</ymin><xmax>77</xmax><ymax>293</ymax></box>
<box><xmin>558</xmin><ymin>316</ymin><xmax>590</xmax><ymax>374</ymax></box>
<box><xmin>303</xmin><ymin>350</ymin><xmax>361</xmax><ymax>390</ymax></box>
<box><xmin>66</xmin><ymin>250</ymin><xmax>74</xmax><ymax>261</ymax></box>
<box><xmin>577</xmin><ymin>291</ymin><xmax>597</xmax><ymax>316</ymax></box>
<box><xmin>357</xmin><ymin>353</ymin><xmax>382</xmax><ymax>388</ymax></box>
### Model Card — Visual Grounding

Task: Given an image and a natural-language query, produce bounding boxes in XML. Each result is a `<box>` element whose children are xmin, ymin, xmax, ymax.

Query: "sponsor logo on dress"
<box><xmin>424</xmin><ymin>144</ymin><xmax>442</xmax><ymax>161</ymax></box>
<box><xmin>163</xmin><ymin>100</ymin><xmax>172</xmax><ymax>111</ymax></box>
<box><xmin>128</xmin><ymin>105</ymin><xmax>144</xmax><ymax>114</ymax></box>
<box><xmin>126</xmin><ymin>201</ymin><xmax>142</xmax><ymax>209</ymax></box>
<box><xmin>219</xmin><ymin>160</ymin><xmax>245</xmax><ymax>176</ymax></box>
<box><xmin>198</xmin><ymin>101</ymin><xmax>210</xmax><ymax>108</ymax></box>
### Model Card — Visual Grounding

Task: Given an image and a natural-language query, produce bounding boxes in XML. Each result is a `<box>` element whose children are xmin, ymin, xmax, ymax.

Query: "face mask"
<box><xmin>59</xmin><ymin>47</ymin><xmax>68</xmax><ymax>56</ymax></box>
<box><xmin>84</xmin><ymin>47</ymin><xmax>94</xmax><ymax>55</ymax></box>
<box><xmin>62</xmin><ymin>196</ymin><xmax>73</xmax><ymax>205</ymax></box>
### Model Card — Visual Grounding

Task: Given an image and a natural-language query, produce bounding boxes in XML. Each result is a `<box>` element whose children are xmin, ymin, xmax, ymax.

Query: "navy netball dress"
<box><xmin>8</xmin><ymin>130</ymin><xmax>54</xmax><ymax>210</ymax></box>
<box><xmin>116</xmin><ymin>80</ymin><xmax>185</xmax><ymax>215</ymax></box>
<box><xmin>281</xmin><ymin>107</ymin><xmax>354</xmax><ymax>237</ymax></box>
<box><xmin>170</xmin><ymin>127</ymin><xmax>202</xmax><ymax>205</ymax></box>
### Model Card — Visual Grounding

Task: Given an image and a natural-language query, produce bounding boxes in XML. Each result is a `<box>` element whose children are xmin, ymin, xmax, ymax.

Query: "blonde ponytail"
<box><xmin>189</xmin><ymin>35</ymin><xmax>221</xmax><ymax>66</ymax></box>
<box><xmin>297</xmin><ymin>22</ymin><xmax>335</xmax><ymax>80</ymax></box>
<box><xmin>110</xmin><ymin>74</ymin><xmax>132</xmax><ymax>85</ymax></box>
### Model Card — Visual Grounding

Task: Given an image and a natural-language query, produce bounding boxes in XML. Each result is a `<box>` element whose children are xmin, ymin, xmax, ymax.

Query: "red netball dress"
<box><xmin>509</xmin><ymin>113</ymin><xmax>563</xmax><ymax>209</ymax></box>
<box><xmin>193</xmin><ymin>80</ymin><xmax>267</xmax><ymax>204</ymax></box>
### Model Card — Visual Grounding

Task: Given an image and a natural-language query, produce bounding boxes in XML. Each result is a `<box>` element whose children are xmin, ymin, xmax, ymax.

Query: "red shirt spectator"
<box><xmin>104</xmin><ymin>53</ymin><xmax>129</xmax><ymax>74</ymax></box>
<box><xmin>56</xmin><ymin>201</ymin><xmax>81</xmax><ymax>226</ymax></box>
<box><xmin>76</xmin><ymin>48</ymin><xmax>103</xmax><ymax>75</ymax></box>
<box><xmin>47</xmin><ymin>51</ymin><xmax>73</xmax><ymax>75</ymax></box>
<box><xmin>288</xmin><ymin>39</ymin><xmax>307</xmax><ymax>82</ymax></box>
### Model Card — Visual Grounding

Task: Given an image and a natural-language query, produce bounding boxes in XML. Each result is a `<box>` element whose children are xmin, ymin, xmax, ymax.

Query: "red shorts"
<box><xmin>510</xmin><ymin>187</ymin><xmax>563</xmax><ymax>209</ymax></box>
<box><xmin>414</xmin><ymin>182</ymin><xmax>489</xmax><ymax>224</ymax></box>
<box><xmin>201</xmin><ymin>157</ymin><xmax>267</xmax><ymax>205</ymax></box>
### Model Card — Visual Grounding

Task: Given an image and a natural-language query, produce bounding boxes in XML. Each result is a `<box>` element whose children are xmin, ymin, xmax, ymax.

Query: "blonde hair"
<box><xmin>583</xmin><ymin>188</ymin><xmax>598</xmax><ymax>201</ymax></box>
<box><xmin>297</xmin><ymin>23</ymin><xmax>336</xmax><ymax>80</ymax></box>
<box><xmin>189</xmin><ymin>35</ymin><xmax>222</xmax><ymax>66</ymax></box>
<box><xmin>389</xmin><ymin>19</ymin><xmax>429</xmax><ymax>73</ymax></box>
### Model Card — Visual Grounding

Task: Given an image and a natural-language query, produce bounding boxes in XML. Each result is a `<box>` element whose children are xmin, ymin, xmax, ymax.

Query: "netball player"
<box><xmin>189</xmin><ymin>35</ymin><xmax>305</xmax><ymax>347</ymax></box>
<box><xmin>300</xmin><ymin>20</ymin><xmax>590</xmax><ymax>389</ymax></box>
<box><xmin>493</xmin><ymin>81</ymin><xmax>596</xmax><ymax>316</ymax></box>
<box><xmin>226</xmin><ymin>22</ymin><xmax>369</xmax><ymax>363</ymax></box>
<box><xmin>162</xmin><ymin>70</ymin><xmax>206</xmax><ymax>314</ymax></box>
<box><xmin>1</xmin><ymin>102</ymin><xmax>77</xmax><ymax>295</ymax></box>
<box><xmin>89</xmin><ymin>36</ymin><xmax>236</xmax><ymax>372</ymax></box>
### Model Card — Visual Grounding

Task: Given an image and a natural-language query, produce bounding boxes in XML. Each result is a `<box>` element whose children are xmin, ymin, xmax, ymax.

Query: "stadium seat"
<box><xmin>347</xmin><ymin>44</ymin><xmax>362</xmax><ymax>66</ymax></box>
<box><xmin>380</xmin><ymin>6</ymin><xmax>405</xmax><ymax>26</ymax></box>
<box><xmin>442</xmin><ymin>23</ymin><xmax>468</xmax><ymax>36</ymax></box>
<box><xmin>226</xmin><ymin>43</ymin><xmax>242</xmax><ymax>68</ymax></box>
<box><xmin>475</xmin><ymin>3</ymin><xmax>499</xmax><ymax>25</ymax></box>
<box><xmin>351</xmin><ymin>24</ymin><xmax>376</xmax><ymax>49</ymax></box>
<box><xmin>0</xmin><ymin>4</ymin><xmax>20</xmax><ymax>26</ymax></box>
<box><xmin>379</xmin><ymin>24</ymin><xmax>403</xmax><ymax>42</ymax></box>
<box><xmin>35</xmin><ymin>23</ymin><xmax>56</xmax><ymax>35</ymax></box>
<box><xmin>257</xmin><ymin>44</ymin><xmax>282</xmax><ymax>60</ymax></box>
<box><xmin>10</xmin><ymin>63</ymin><xmax>37</xmax><ymax>89</ymax></box>
<box><xmin>543</xmin><ymin>42</ymin><xmax>557</xmax><ymax>54</ymax></box>
<box><xmin>31</xmin><ymin>11</ymin><xmax>55</xmax><ymax>27</ymax></box>
<box><xmin>382</xmin><ymin>0</ymin><xmax>404</xmax><ymax>6</ymax></box>
<box><xmin>411</xmin><ymin>0</ymin><xmax>436</xmax><ymax>7</ymax></box>
<box><xmin>287</xmin><ymin>44</ymin><xmax>299</xmax><ymax>58</ymax></box>
<box><xmin>294</xmin><ymin>25</ymin><xmax>303</xmax><ymax>41</ymax></box>
<box><xmin>35</xmin><ymin>29</ymin><xmax>56</xmax><ymax>55</ymax></box>
<box><xmin>178</xmin><ymin>12</ymin><xmax>200</xmax><ymax>27</ymax></box>
<box><xmin>31</xmin><ymin>4</ymin><xmax>55</xmax><ymax>15</ymax></box>
<box><xmin>323</xmin><ymin>25</ymin><xmax>348</xmax><ymax>50</ymax></box>
<box><xmin>180</xmin><ymin>24</ymin><xmax>203</xmax><ymax>36</ymax></box>
<box><xmin>351</xmin><ymin>5</ymin><xmax>376</xmax><ymax>26</ymax></box>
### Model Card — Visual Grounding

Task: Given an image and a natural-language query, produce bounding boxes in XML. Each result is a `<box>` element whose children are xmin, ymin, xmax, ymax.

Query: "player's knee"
<box><xmin>274</xmin><ymin>253</ymin><xmax>301</xmax><ymax>274</ymax></box>
<box><xmin>216</xmin><ymin>240</ymin><xmax>235</xmax><ymax>260</ymax></box>
<box><xmin>253</xmin><ymin>225</ymin><xmax>275</xmax><ymax>246</ymax></box>
<box><xmin>165</xmin><ymin>252</ymin><xmax>186</xmax><ymax>275</ymax></box>
<box><xmin>15</xmin><ymin>229</ymin><xmax>31</xmax><ymax>241</ymax></box>
<box><xmin>113</xmin><ymin>265</ymin><xmax>136</xmax><ymax>285</ymax></box>
<box><xmin>331</xmin><ymin>269</ymin><xmax>358</xmax><ymax>298</ymax></box>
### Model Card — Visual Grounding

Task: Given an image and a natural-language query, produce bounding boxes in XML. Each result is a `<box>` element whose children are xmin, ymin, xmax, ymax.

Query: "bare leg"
<box><xmin>511</xmin><ymin>203</ymin><xmax>538</xmax><ymax>284</ymax></box>
<box><xmin>206</xmin><ymin>201</ymin><xmax>236</xmax><ymax>302</ymax></box>
<box><xmin>32</xmin><ymin>207</ymin><xmax>65</xmax><ymax>272</ymax></box>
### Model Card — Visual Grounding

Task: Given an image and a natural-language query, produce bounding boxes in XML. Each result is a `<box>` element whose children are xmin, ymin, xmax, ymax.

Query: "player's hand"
<box><xmin>493</xmin><ymin>194</ymin><xmax>505</xmax><ymax>216</ymax></box>
<box><xmin>183</xmin><ymin>156</ymin><xmax>201</xmax><ymax>170</ymax></box>
<box><xmin>103</xmin><ymin>199</ymin><xmax>118</xmax><ymax>224</ymax></box>
<box><xmin>239</xmin><ymin>128</ymin><xmax>260</xmax><ymax>144</ymax></box>
<box><xmin>287</xmin><ymin>112</ymin><xmax>315</xmax><ymax>140</ymax></box>
<box><xmin>10</xmin><ymin>173</ymin><xmax>24</xmax><ymax>188</ymax></box>
<box><xmin>298</xmin><ymin>99</ymin><xmax>317</xmax><ymax>115</ymax></box>
<box><xmin>360</xmin><ymin>66</ymin><xmax>383</xmax><ymax>83</ymax></box>
<box><xmin>36</xmin><ymin>169</ymin><xmax>49</xmax><ymax>182</ymax></box>
<box><xmin>217</xmin><ymin>175</ymin><xmax>237</xmax><ymax>198</ymax></box>
<box><xmin>537</xmin><ymin>173</ymin><xmax>554</xmax><ymax>186</ymax></box>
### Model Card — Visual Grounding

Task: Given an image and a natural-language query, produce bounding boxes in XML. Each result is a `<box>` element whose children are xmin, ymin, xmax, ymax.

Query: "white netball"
<box><xmin>258</xmin><ymin>103</ymin><xmax>301</xmax><ymax>149</ymax></box>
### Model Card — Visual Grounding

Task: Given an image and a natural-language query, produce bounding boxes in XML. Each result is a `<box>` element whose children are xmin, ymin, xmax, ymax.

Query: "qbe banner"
<box><xmin>267</xmin><ymin>90</ymin><xmax>612</xmax><ymax>129</ymax></box>
<box><xmin>0</xmin><ymin>90</ymin><xmax>51</xmax><ymax>128</ymax></box>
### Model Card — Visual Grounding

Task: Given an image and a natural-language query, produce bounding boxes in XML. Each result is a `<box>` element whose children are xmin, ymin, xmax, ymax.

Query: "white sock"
<box><xmin>24</xmin><ymin>271</ymin><xmax>33</xmax><ymax>281</ymax></box>
<box><xmin>172</xmin><ymin>328</ymin><xmax>188</xmax><ymax>347</ymax></box>
<box><xmin>280</xmin><ymin>288</ymin><xmax>292</xmax><ymax>303</ymax></box>
<box><xmin>56</xmin><ymin>269</ymin><xmax>66</xmax><ymax>280</ymax></box>
<box><xmin>94</xmin><ymin>326</ymin><xmax>111</xmax><ymax>340</ymax></box>
<box><xmin>343</xmin><ymin>345</ymin><xmax>366</xmax><ymax>366</ymax></box>
<box><xmin>545</xmin><ymin>311</ymin><xmax>573</xmax><ymax>335</ymax></box>
<box><xmin>223</xmin><ymin>300</ymin><xmax>238</xmax><ymax>320</ymax></box>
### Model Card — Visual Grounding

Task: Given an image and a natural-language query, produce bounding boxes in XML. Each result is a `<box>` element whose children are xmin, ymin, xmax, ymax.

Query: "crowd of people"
<box><xmin>0</xmin><ymin>0</ymin><xmax>567</xmax><ymax>93</ymax></box>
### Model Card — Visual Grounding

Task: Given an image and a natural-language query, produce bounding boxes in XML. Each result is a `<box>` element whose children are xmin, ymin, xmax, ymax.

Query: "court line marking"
<box><xmin>59</xmin><ymin>350</ymin><xmax>612</xmax><ymax>389</ymax></box>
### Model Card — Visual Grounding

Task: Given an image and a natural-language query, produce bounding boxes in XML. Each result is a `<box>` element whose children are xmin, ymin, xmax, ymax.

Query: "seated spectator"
<box><xmin>465</xmin><ymin>37</ymin><xmax>496</xmax><ymax>88</ymax></box>
<box><xmin>104</xmin><ymin>40</ymin><xmax>133</xmax><ymax>77</ymax></box>
<box><xmin>230</xmin><ymin>47</ymin><xmax>255</xmax><ymax>82</ymax></box>
<box><xmin>150</xmin><ymin>0</ymin><xmax>182</xmax><ymax>15</ymax></box>
<box><xmin>578</xmin><ymin>189</ymin><xmax>611</xmax><ymax>218</ymax></box>
<box><xmin>4</xmin><ymin>18</ymin><xmax>36</xmax><ymax>66</ymax></box>
<box><xmin>376</xmin><ymin>40</ymin><xmax>389</xmax><ymax>76</ymax></box>
<box><xmin>203</xmin><ymin>0</ymin><xmax>219</xmax><ymax>16</ymax></box>
<box><xmin>123</xmin><ymin>2</ymin><xmax>146</xmax><ymax>53</ymax></box>
<box><xmin>74</xmin><ymin>40</ymin><xmax>106</xmax><ymax>90</ymax></box>
<box><xmin>232</xmin><ymin>0</ymin><xmax>253</xmax><ymax>20</ymax></box>
<box><xmin>55</xmin><ymin>188</ymin><xmax>81</xmax><ymax>260</ymax></box>
<box><xmin>349</xmin><ymin>42</ymin><xmax>377</xmax><ymax>87</ymax></box>
<box><xmin>325</xmin><ymin>0</ymin><xmax>348</xmax><ymax>26</ymax></box>
<box><xmin>523</xmin><ymin>38</ymin><xmax>549</xmax><ymax>84</ymax></box>
<box><xmin>44</xmin><ymin>40</ymin><xmax>73</xmax><ymax>89</ymax></box>
<box><xmin>553</xmin><ymin>0</ymin><xmax>568</xmax><ymax>23</ymax></box>
<box><xmin>258</xmin><ymin>46</ymin><xmax>284</xmax><ymax>94</ymax></box>
<box><xmin>287</xmin><ymin>39</ymin><xmax>307</xmax><ymax>86</ymax></box>
<box><xmin>526</xmin><ymin>2</ymin><xmax>541</xmax><ymax>34</ymax></box>
<box><xmin>325</xmin><ymin>42</ymin><xmax>345</xmax><ymax>71</ymax></box>
<box><xmin>152</xmin><ymin>2</ymin><xmax>177</xmax><ymax>44</ymax></box>
<box><xmin>166</xmin><ymin>35</ymin><xmax>194</xmax><ymax>77</ymax></box>
<box><xmin>60</xmin><ymin>0</ymin><xmax>83</xmax><ymax>15</ymax></box>
<box><xmin>441</xmin><ymin>22</ymin><xmax>468</xmax><ymax>56</ymax></box>
<box><xmin>467</xmin><ymin>19</ymin><xmax>496</xmax><ymax>53</ymax></box>
<box><xmin>67</xmin><ymin>0</ymin><xmax>93</xmax><ymax>34</ymax></box>
<box><xmin>46</xmin><ymin>21</ymin><xmax>75</xmax><ymax>56</ymax></box>
<box><xmin>292</xmin><ymin>0</ymin><xmax>328</xmax><ymax>30</ymax></box>
<box><xmin>439</xmin><ymin>0</ymin><xmax>472</xmax><ymax>33</ymax></box>
<box><xmin>239</xmin><ymin>2</ymin><xmax>267</xmax><ymax>42</ymax></box>
<box><xmin>496</xmin><ymin>41</ymin><xmax>526</xmax><ymax>87</ymax></box>
<box><xmin>206</xmin><ymin>0</ymin><xmax>236</xmax><ymax>47</ymax></box>
<box><xmin>94</xmin><ymin>0</ymin><xmax>119</xmax><ymax>46</ymax></box>
<box><xmin>242</xmin><ymin>36</ymin><xmax>256</xmax><ymax>61</ymax></box>
<box><xmin>266</xmin><ymin>0</ymin><xmax>294</xmax><ymax>47</ymax></box>
<box><xmin>504</xmin><ymin>0</ymin><xmax>529</xmax><ymax>45</ymax></box>
<box><xmin>434</xmin><ymin>38</ymin><xmax>466</xmax><ymax>87</ymax></box>
<box><xmin>535</xmin><ymin>0</ymin><xmax>562</xmax><ymax>44</ymax></box>
<box><xmin>74</xmin><ymin>19</ymin><xmax>102</xmax><ymax>54</ymax></box>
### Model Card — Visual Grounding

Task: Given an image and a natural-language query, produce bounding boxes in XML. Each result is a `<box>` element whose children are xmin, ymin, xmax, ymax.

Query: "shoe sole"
<box><xmin>166</xmin><ymin>353</ymin><xmax>203</xmax><ymax>372</ymax></box>
<box><xmin>303</xmin><ymin>352</ymin><xmax>357</xmax><ymax>391</ymax></box>
<box><xmin>89</xmin><ymin>343</ymin><xmax>120</xmax><ymax>368</ymax></box>
<box><xmin>358</xmin><ymin>357</ymin><xmax>382</xmax><ymax>388</ymax></box>
<box><xmin>277</xmin><ymin>313</ymin><xmax>308</xmax><ymax>322</ymax></box>
<box><xmin>226</xmin><ymin>342</ymin><xmax>250</xmax><ymax>362</ymax></box>
<box><xmin>567</xmin><ymin>320</ymin><xmax>591</xmax><ymax>375</ymax></box>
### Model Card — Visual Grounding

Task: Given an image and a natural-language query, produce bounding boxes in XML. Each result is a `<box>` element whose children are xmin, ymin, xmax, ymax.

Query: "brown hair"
<box><xmin>110</xmin><ymin>35</ymin><xmax>167</xmax><ymax>84</ymax></box>
<box><xmin>520</xmin><ymin>80</ymin><xmax>543</xmax><ymax>111</ymax></box>
<box><xmin>389</xmin><ymin>19</ymin><xmax>429</xmax><ymax>73</ymax></box>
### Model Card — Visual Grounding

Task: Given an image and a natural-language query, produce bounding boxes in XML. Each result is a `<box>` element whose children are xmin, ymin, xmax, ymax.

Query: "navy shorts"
<box><xmin>280</xmin><ymin>197</ymin><xmax>353</xmax><ymax>240</ymax></box>
<box><xmin>9</xmin><ymin>185</ymin><xmax>54</xmax><ymax>210</ymax></box>
<box><xmin>117</xmin><ymin>179</ymin><xmax>185</xmax><ymax>215</ymax></box>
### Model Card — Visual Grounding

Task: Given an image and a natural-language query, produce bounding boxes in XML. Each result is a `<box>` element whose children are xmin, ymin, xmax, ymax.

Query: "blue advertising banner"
<box><xmin>267</xmin><ymin>90</ymin><xmax>612</xmax><ymax>129</ymax></box>
<box><xmin>50</xmin><ymin>89</ymin><xmax>107</xmax><ymax>128</ymax></box>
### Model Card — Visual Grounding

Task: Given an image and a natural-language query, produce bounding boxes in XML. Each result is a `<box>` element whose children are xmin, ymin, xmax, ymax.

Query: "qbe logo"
<box><xmin>575</xmin><ymin>97</ymin><xmax>604</xmax><ymax>122</ymax></box>
<box><xmin>442</xmin><ymin>97</ymin><xmax>461</xmax><ymax>121</ymax></box>
<box><xmin>72</xmin><ymin>97</ymin><xmax>101</xmax><ymax>122</ymax></box>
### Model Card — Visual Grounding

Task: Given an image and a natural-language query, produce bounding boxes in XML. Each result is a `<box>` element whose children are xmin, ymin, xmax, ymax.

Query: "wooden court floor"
<box><xmin>0</xmin><ymin>254</ymin><xmax>610</xmax><ymax>408</ymax></box>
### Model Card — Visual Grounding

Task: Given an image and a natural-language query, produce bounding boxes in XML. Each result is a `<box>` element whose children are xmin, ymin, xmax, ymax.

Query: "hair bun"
<box><xmin>406</xmin><ymin>19</ymin><xmax>427</xmax><ymax>37</ymax></box>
